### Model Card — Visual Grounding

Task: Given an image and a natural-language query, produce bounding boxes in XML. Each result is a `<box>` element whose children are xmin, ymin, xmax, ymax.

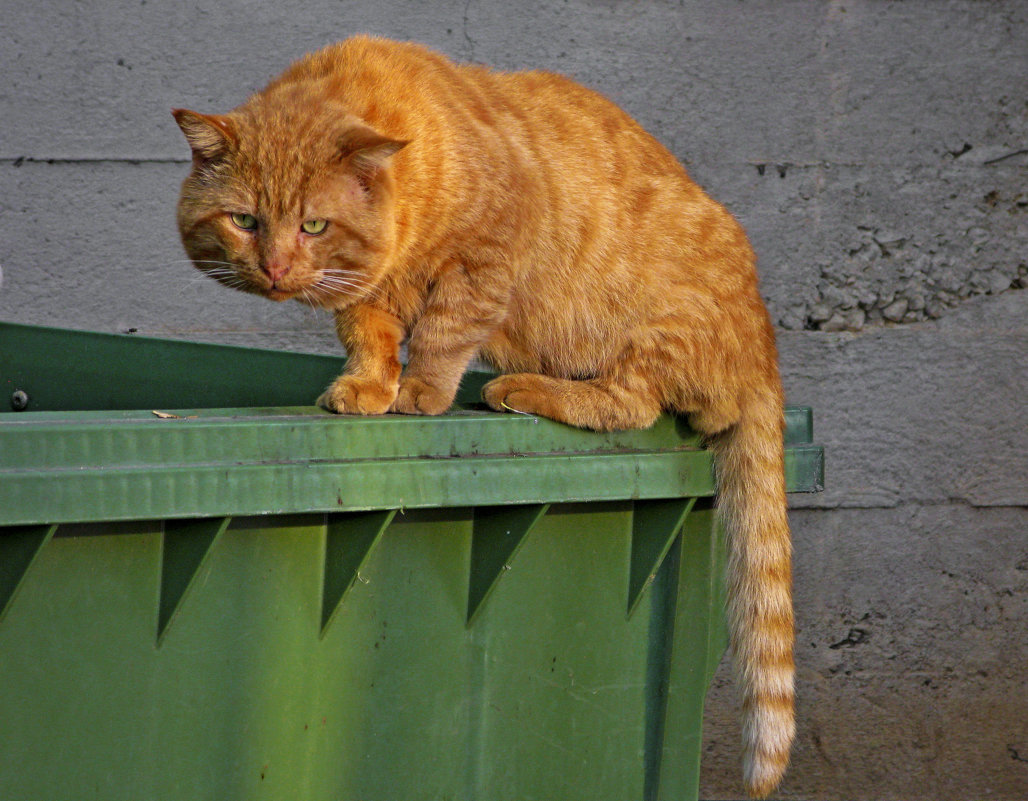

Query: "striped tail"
<box><xmin>708</xmin><ymin>393</ymin><xmax>795</xmax><ymax>798</ymax></box>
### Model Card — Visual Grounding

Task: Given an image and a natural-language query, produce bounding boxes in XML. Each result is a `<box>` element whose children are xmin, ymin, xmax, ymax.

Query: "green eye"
<box><xmin>301</xmin><ymin>219</ymin><xmax>328</xmax><ymax>235</ymax></box>
<box><xmin>230</xmin><ymin>212</ymin><xmax>258</xmax><ymax>231</ymax></box>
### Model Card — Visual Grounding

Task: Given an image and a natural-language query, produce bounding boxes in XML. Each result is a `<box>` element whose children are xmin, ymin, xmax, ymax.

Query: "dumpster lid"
<box><xmin>0</xmin><ymin>322</ymin><xmax>823</xmax><ymax>526</ymax></box>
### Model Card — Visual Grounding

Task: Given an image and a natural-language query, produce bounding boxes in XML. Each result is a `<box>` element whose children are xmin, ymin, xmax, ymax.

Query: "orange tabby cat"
<box><xmin>174</xmin><ymin>35</ymin><xmax>794</xmax><ymax>797</ymax></box>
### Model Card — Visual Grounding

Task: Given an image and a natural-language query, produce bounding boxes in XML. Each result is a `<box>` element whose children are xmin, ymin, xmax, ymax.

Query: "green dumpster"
<box><xmin>0</xmin><ymin>321</ymin><xmax>823</xmax><ymax>801</ymax></box>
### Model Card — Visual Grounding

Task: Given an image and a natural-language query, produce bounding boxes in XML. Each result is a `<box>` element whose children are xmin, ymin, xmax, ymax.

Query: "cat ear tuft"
<box><xmin>172</xmin><ymin>109</ymin><xmax>237</xmax><ymax>162</ymax></box>
<box><xmin>337</xmin><ymin>125</ymin><xmax>408</xmax><ymax>185</ymax></box>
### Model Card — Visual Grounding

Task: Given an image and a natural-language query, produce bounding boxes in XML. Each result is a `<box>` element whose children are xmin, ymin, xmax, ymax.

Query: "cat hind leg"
<box><xmin>482</xmin><ymin>372</ymin><xmax>662</xmax><ymax>431</ymax></box>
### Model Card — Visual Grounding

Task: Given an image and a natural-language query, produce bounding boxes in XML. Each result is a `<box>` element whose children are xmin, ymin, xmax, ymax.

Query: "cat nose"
<box><xmin>264</xmin><ymin>261</ymin><xmax>290</xmax><ymax>283</ymax></box>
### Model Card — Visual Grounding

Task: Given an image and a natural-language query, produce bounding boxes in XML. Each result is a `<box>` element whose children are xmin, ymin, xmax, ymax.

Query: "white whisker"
<box><xmin>321</xmin><ymin>268</ymin><xmax>367</xmax><ymax>277</ymax></box>
<box><xmin>299</xmin><ymin>287</ymin><xmax>319</xmax><ymax>309</ymax></box>
<box><xmin>174</xmin><ymin>259</ymin><xmax>244</xmax><ymax>271</ymax></box>
<box><xmin>315</xmin><ymin>279</ymin><xmax>382</xmax><ymax>300</ymax></box>
<box><xmin>316</xmin><ymin>273</ymin><xmax>380</xmax><ymax>289</ymax></box>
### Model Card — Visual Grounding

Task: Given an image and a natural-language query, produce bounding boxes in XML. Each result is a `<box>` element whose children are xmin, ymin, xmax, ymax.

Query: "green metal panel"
<box><xmin>0</xmin><ymin>508</ymin><xmax>728</xmax><ymax>801</ymax></box>
<box><xmin>466</xmin><ymin>502</ymin><xmax>549</xmax><ymax>625</ymax></box>
<box><xmin>158</xmin><ymin>516</ymin><xmax>232</xmax><ymax>644</ymax></box>
<box><xmin>0</xmin><ymin>321</ymin><xmax>345</xmax><ymax>412</ymax></box>
<box><xmin>0</xmin><ymin>322</ymin><xmax>822</xmax><ymax>441</ymax></box>
<box><xmin>0</xmin><ymin>411</ymin><xmax>819</xmax><ymax>526</ymax></box>
<box><xmin>0</xmin><ymin>322</ymin><xmax>823</xmax><ymax>801</ymax></box>
<box><xmin>0</xmin><ymin>524</ymin><xmax>57</xmax><ymax>624</ymax></box>
<box><xmin>320</xmin><ymin>509</ymin><xmax>397</xmax><ymax>636</ymax></box>
<box><xmin>627</xmin><ymin>497</ymin><xmax>696</xmax><ymax>619</ymax></box>
<box><xmin>0</xmin><ymin>321</ymin><xmax>515</xmax><ymax>413</ymax></box>
<box><xmin>654</xmin><ymin>504</ymin><xmax>727</xmax><ymax>800</ymax></box>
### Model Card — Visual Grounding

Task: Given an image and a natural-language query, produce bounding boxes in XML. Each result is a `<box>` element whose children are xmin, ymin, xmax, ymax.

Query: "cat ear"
<box><xmin>337</xmin><ymin>125</ymin><xmax>407</xmax><ymax>185</ymax></box>
<box><xmin>172</xmin><ymin>109</ymin><xmax>237</xmax><ymax>162</ymax></box>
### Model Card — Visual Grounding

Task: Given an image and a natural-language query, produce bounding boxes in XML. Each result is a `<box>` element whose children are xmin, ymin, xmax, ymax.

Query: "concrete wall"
<box><xmin>1</xmin><ymin>1</ymin><xmax>1025</xmax><ymax>798</ymax></box>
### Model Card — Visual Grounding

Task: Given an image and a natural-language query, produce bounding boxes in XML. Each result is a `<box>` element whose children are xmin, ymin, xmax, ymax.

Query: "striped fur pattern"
<box><xmin>174</xmin><ymin>36</ymin><xmax>794</xmax><ymax>796</ymax></box>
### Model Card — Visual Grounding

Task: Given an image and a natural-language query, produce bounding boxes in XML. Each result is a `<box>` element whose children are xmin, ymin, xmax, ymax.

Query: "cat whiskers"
<box><xmin>175</xmin><ymin>268</ymin><xmax>247</xmax><ymax>296</ymax></box>
<box><xmin>313</xmin><ymin>269</ymin><xmax>382</xmax><ymax>300</ymax></box>
<box><xmin>202</xmin><ymin>269</ymin><xmax>246</xmax><ymax>284</ymax></box>
<box><xmin>181</xmin><ymin>260</ymin><xmax>377</xmax><ymax>305</ymax></box>
<box><xmin>198</xmin><ymin>267</ymin><xmax>251</xmax><ymax>292</ymax></box>
<box><xmin>173</xmin><ymin>259</ymin><xmax>248</xmax><ymax>288</ymax></box>
<box><xmin>179</xmin><ymin>259</ymin><xmax>241</xmax><ymax>269</ymax></box>
<box><xmin>298</xmin><ymin>286</ymin><xmax>321</xmax><ymax>309</ymax></box>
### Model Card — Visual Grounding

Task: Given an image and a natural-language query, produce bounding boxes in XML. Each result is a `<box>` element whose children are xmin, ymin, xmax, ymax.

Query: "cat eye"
<box><xmin>230</xmin><ymin>212</ymin><xmax>258</xmax><ymax>231</ymax></box>
<box><xmin>301</xmin><ymin>219</ymin><xmax>328</xmax><ymax>235</ymax></box>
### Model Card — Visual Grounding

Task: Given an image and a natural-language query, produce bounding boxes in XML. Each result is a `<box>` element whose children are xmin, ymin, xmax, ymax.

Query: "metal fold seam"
<box><xmin>157</xmin><ymin>517</ymin><xmax>232</xmax><ymax>646</ymax></box>
<box><xmin>0</xmin><ymin>416</ymin><xmax>705</xmax><ymax>470</ymax></box>
<box><xmin>0</xmin><ymin>449</ymin><xmax>717</xmax><ymax>527</ymax></box>
<box><xmin>0</xmin><ymin>444</ymin><xmax>822</xmax><ymax>527</ymax></box>
<box><xmin>627</xmin><ymin>497</ymin><xmax>696</xmax><ymax>620</ymax></box>
<box><xmin>320</xmin><ymin>509</ymin><xmax>398</xmax><ymax>638</ymax></box>
<box><xmin>0</xmin><ymin>524</ymin><xmax>58</xmax><ymax>625</ymax></box>
<box><xmin>466</xmin><ymin>503</ymin><xmax>550</xmax><ymax>627</ymax></box>
<box><xmin>0</xmin><ymin>447</ymin><xmax>705</xmax><ymax>476</ymax></box>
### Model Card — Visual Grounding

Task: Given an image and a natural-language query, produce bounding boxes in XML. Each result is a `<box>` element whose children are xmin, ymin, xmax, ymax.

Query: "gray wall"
<box><xmin>1</xmin><ymin>1</ymin><xmax>1025</xmax><ymax>798</ymax></box>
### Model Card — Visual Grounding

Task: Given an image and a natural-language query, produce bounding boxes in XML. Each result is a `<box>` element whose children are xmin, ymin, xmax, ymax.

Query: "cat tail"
<box><xmin>707</xmin><ymin>390</ymin><xmax>795</xmax><ymax>798</ymax></box>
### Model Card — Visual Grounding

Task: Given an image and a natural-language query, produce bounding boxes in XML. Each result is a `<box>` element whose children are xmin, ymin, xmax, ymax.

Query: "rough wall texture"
<box><xmin>0</xmin><ymin>1</ymin><xmax>1025</xmax><ymax>799</ymax></box>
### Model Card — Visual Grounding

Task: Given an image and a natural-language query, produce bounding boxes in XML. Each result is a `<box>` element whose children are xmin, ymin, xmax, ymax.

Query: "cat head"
<box><xmin>173</xmin><ymin>101</ymin><xmax>406</xmax><ymax>307</ymax></box>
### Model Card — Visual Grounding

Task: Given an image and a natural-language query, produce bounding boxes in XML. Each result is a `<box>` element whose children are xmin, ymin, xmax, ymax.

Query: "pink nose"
<box><xmin>265</xmin><ymin>261</ymin><xmax>290</xmax><ymax>283</ymax></box>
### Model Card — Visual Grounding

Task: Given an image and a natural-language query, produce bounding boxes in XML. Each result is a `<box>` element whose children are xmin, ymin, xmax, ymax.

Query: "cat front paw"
<box><xmin>317</xmin><ymin>376</ymin><xmax>397</xmax><ymax>415</ymax></box>
<box><xmin>389</xmin><ymin>376</ymin><xmax>454</xmax><ymax>416</ymax></box>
